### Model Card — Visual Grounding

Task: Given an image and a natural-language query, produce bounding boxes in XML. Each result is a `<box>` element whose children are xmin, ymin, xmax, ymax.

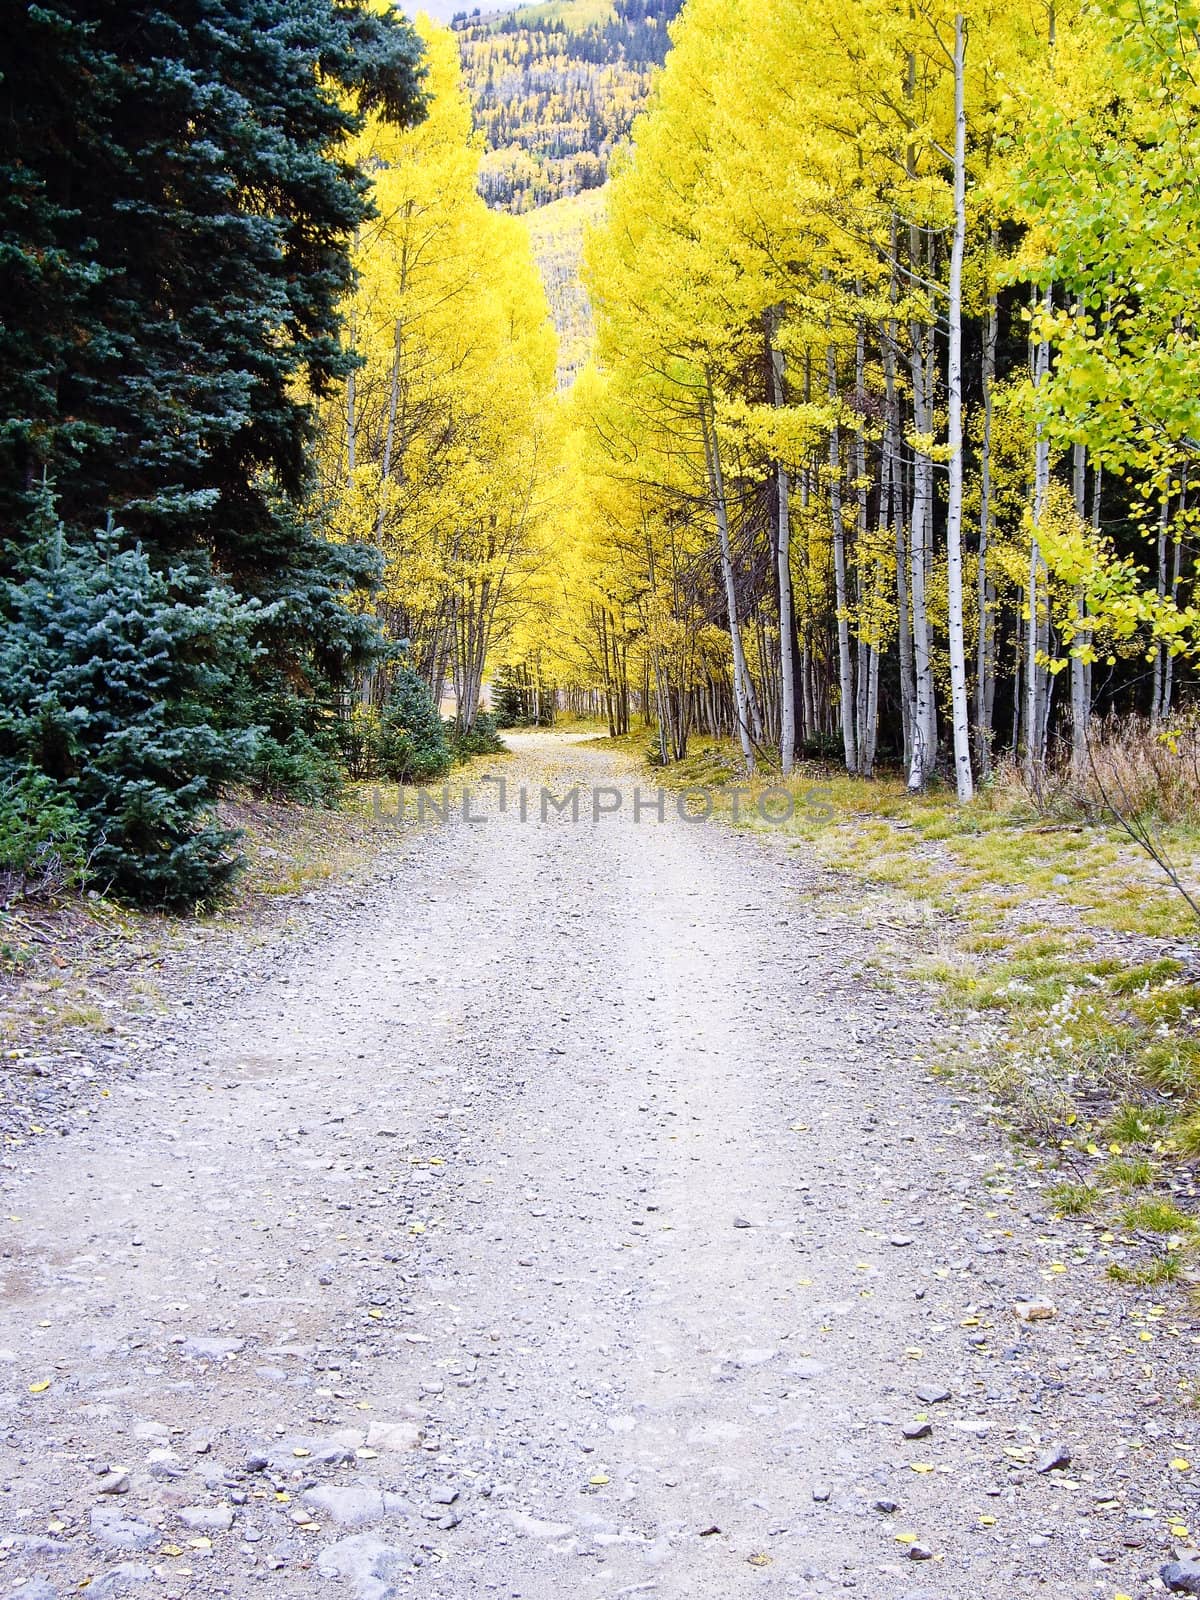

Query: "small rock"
<box><xmin>96</xmin><ymin>1470</ymin><xmax>130</xmax><ymax>1495</ymax></box>
<box><xmin>364</xmin><ymin>1420</ymin><xmax>422</xmax><ymax>1453</ymax></box>
<box><xmin>907</xmin><ymin>1542</ymin><xmax>934</xmax><ymax>1561</ymax></box>
<box><xmin>317</xmin><ymin>1534</ymin><xmax>412</xmax><ymax>1600</ymax></box>
<box><xmin>429</xmin><ymin>1486</ymin><xmax>458</xmax><ymax>1506</ymax></box>
<box><xmin>89</xmin><ymin>1508</ymin><xmax>156</xmax><ymax>1552</ymax></box>
<box><xmin>811</xmin><ymin>1486</ymin><xmax>831</xmax><ymax>1503</ymax></box>
<box><xmin>1013</xmin><ymin>1298</ymin><xmax>1056</xmax><ymax>1322</ymax></box>
<box><xmin>902</xmin><ymin>1423</ymin><xmax>932</xmax><ymax>1441</ymax></box>
<box><xmin>889</xmin><ymin>1236</ymin><xmax>915</xmax><ymax>1248</ymax></box>
<box><xmin>244</xmin><ymin>1453</ymin><xmax>270</xmax><ymax>1473</ymax></box>
<box><xmin>1163</xmin><ymin>1558</ymin><xmax>1200</xmax><ymax>1596</ymax></box>
<box><xmin>86</xmin><ymin>1564</ymin><xmax>152</xmax><ymax>1599</ymax></box>
<box><xmin>788</xmin><ymin>1358</ymin><xmax>828</xmax><ymax>1381</ymax></box>
<box><xmin>8</xmin><ymin>1581</ymin><xmax>57</xmax><ymax>1600</ymax></box>
<box><xmin>182</xmin><ymin>1336</ymin><xmax>245</xmax><ymax>1360</ymax></box>
<box><xmin>873</xmin><ymin>1499</ymin><xmax>899</xmax><ymax>1515</ymax></box>
<box><xmin>732</xmin><ymin>1217</ymin><xmax>752</xmax><ymax>1229</ymax></box>
<box><xmin>1035</xmin><ymin>1443</ymin><xmax>1072</xmax><ymax>1474</ymax></box>
<box><xmin>177</xmin><ymin>1505</ymin><xmax>234</xmax><ymax>1532</ymax></box>
<box><xmin>302</xmin><ymin>1485</ymin><xmax>386</xmax><ymax>1528</ymax></box>
<box><xmin>914</xmin><ymin>1385</ymin><xmax>951</xmax><ymax>1406</ymax></box>
<box><xmin>146</xmin><ymin>1449</ymin><xmax>183</xmax><ymax>1481</ymax></box>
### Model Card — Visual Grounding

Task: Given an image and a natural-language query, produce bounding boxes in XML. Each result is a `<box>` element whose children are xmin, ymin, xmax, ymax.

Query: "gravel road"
<box><xmin>0</xmin><ymin>732</ymin><xmax>1196</xmax><ymax>1600</ymax></box>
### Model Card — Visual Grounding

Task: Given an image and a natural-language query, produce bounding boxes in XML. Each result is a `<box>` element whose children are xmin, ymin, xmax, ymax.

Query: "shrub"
<box><xmin>333</xmin><ymin>705</ymin><xmax>383</xmax><ymax>781</ymax></box>
<box><xmin>0</xmin><ymin>506</ymin><xmax>259</xmax><ymax>909</ymax></box>
<box><xmin>0</xmin><ymin>768</ymin><xmax>88</xmax><ymax>899</ymax></box>
<box><xmin>247</xmin><ymin>730</ymin><xmax>343</xmax><ymax>805</ymax></box>
<box><xmin>449</xmin><ymin>710</ymin><xmax>505</xmax><ymax>762</ymax></box>
<box><xmin>377</xmin><ymin>665</ymin><xmax>451</xmax><ymax>783</ymax></box>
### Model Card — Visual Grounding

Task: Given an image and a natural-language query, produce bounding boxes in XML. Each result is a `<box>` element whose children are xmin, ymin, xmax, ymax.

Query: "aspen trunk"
<box><xmin>975</xmin><ymin>241</ymin><xmax>998</xmax><ymax>779</ymax></box>
<box><xmin>884</xmin><ymin>322</ymin><xmax>915</xmax><ymax>769</ymax></box>
<box><xmin>944</xmin><ymin>12</ymin><xmax>974</xmax><ymax>802</ymax></box>
<box><xmin>1070</xmin><ymin>438</ymin><xmax>1090</xmax><ymax>772</ymax></box>
<box><xmin>1151</xmin><ymin>495</ymin><xmax>1168</xmax><ymax>723</ymax></box>
<box><xmin>769</xmin><ymin>322</ymin><xmax>797</xmax><ymax>775</ymax></box>
<box><xmin>702</xmin><ymin>377</ymin><xmax>755</xmax><ymax>773</ymax></box>
<box><xmin>1024</xmin><ymin>285</ymin><xmax>1052</xmax><ymax>783</ymax></box>
<box><xmin>907</xmin><ymin>323</ymin><xmax>936</xmax><ymax>790</ymax></box>
<box><xmin>827</xmin><ymin>345</ymin><xmax>857</xmax><ymax>775</ymax></box>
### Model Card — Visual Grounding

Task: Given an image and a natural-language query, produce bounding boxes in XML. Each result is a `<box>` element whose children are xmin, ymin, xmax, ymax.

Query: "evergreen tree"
<box><xmin>0</xmin><ymin>0</ymin><xmax>426</xmax><ymax>580</ymax></box>
<box><xmin>0</xmin><ymin>499</ymin><xmax>260</xmax><ymax>909</ymax></box>
<box><xmin>377</xmin><ymin>663</ymin><xmax>452</xmax><ymax>784</ymax></box>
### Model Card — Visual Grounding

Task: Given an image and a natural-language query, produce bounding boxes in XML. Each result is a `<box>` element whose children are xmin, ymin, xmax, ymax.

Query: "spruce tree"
<box><xmin>0</xmin><ymin>0</ymin><xmax>425</xmax><ymax>578</ymax></box>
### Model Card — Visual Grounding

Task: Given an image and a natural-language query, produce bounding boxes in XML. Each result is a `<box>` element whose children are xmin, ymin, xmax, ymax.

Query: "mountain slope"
<box><xmin>453</xmin><ymin>0</ymin><xmax>681</xmax><ymax>213</ymax></box>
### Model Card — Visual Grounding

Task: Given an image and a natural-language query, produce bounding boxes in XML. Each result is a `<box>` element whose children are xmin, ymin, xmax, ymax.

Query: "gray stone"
<box><xmin>1162</xmin><ymin>1558</ymin><xmax>1200</xmax><ymax>1596</ymax></box>
<box><xmin>85</xmin><ymin>1564</ymin><xmax>152</xmax><ymax>1599</ymax></box>
<box><xmin>902</xmin><ymin>1423</ymin><xmax>932</xmax><ymax>1441</ymax></box>
<box><xmin>914</xmin><ymin>1385</ymin><xmax>951</xmax><ymax>1405</ymax></box>
<box><xmin>273</xmin><ymin>1436</ymin><xmax>356</xmax><ymax>1467</ymax></box>
<box><xmin>787</xmin><ymin>1358</ymin><xmax>827</xmax><ymax>1381</ymax></box>
<box><xmin>8</xmin><ymin>1581</ymin><xmax>57</xmax><ymax>1600</ymax></box>
<box><xmin>363</xmin><ymin>1420</ymin><xmax>421</xmax><ymax>1454</ymax></box>
<box><xmin>303</xmin><ymin>1485</ymin><xmax>386</xmax><ymax>1528</ymax></box>
<box><xmin>177</xmin><ymin>1505</ymin><xmax>234</xmax><ymax>1532</ymax></box>
<box><xmin>1035</xmin><ymin>1443</ymin><xmax>1071</xmax><ymax>1474</ymax></box>
<box><xmin>89</xmin><ymin>1508</ymin><xmax>156</xmax><ymax>1552</ymax></box>
<box><xmin>906</xmin><ymin>1543</ymin><xmax>934</xmax><ymax>1561</ymax></box>
<box><xmin>96</xmin><ymin>1471</ymin><xmax>130</xmax><ymax>1495</ymax></box>
<box><xmin>317</xmin><ymin>1534</ymin><xmax>412</xmax><ymax>1600</ymax></box>
<box><xmin>5</xmin><ymin>1539</ymin><xmax>68</xmax><ymax>1557</ymax></box>
<box><xmin>182</xmin><ymin>1336</ymin><xmax>244</xmax><ymax>1360</ymax></box>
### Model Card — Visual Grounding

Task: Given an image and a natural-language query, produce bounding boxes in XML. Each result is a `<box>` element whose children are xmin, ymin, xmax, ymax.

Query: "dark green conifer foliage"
<box><xmin>378</xmin><ymin>663</ymin><xmax>452</xmax><ymax>784</ymax></box>
<box><xmin>0</xmin><ymin>494</ymin><xmax>261</xmax><ymax>908</ymax></box>
<box><xmin>0</xmin><ymin>0</ymin><xmax>426</xmax><ymax>570</ymax></box>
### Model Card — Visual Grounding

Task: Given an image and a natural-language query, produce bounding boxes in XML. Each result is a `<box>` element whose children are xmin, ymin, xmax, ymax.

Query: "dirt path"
<box><xmin>0</xmin><ymin>733</ymin><xmax>1195</xmax><ymax>1600</ymax></box>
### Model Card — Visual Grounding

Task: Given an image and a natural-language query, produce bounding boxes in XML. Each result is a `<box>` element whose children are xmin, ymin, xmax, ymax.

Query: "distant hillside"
<box><xmin>452</xmin><ymin>0</ymin><xmax>682</xmax><ymax>213</ymax></box>
<box><xmin>522</xmin><ymin>189</ymin><xmax>605</xmax><ymax>386</ymax></box>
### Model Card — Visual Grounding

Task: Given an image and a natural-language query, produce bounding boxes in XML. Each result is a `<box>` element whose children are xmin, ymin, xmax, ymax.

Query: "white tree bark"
<box><xmin>975</xmin><ymin>239</ymin><xmax>998</xmax><ymax>779</ymax></box>
<box><xmin>907</xmin><ymin>323</ymin><xmax>936</xmax><ymax>790</ymax></box>
<box><xmin>1024</xmin><ymin>284</ymin><xmax>1053</xmax><ymax>783</ymax></box>
<box><xmin>827</xmin><ymin>345</ymin><xmax>858</xmax><ymax>775</ymax></box>
<box><xmin>769</xmin><ymin>326</ymin><xmax>797</xmax><ymax>775</ymax></box>
<box><xmin>703</xmin><ymin>374</ymin><xmax>755</xmax><ymax>774</ymax></box>
<box><xmin>944</xmin><ymin>12</ymin><xmax>974</xmax><ymax>802</ymax></box>
<box><xmin>1070</xmin><ymin>437</ymin><xmax>1089</xmax><ymax>772</ymax></box>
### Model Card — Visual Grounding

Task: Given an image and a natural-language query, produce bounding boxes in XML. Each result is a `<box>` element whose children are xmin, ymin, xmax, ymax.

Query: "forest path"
<box><xmin>0</xmin><ymin>733</ymin><xmax>1185</xmax><ymax>1600</ymax></box>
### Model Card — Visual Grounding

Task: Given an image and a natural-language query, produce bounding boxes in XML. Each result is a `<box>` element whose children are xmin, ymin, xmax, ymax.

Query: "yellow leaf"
<box><xmin>589</xmin><ymin>1474</ymin><xmax>610</xmax><ymax>1485</ymax></box>
<box><xmin>909</xmin><ymin>1463</ymin><xmax>934</xmax><ymax>1474</ymax></box>
<box><xmin>1172</xmin><ymin>1458</ymin><xmax>1191</xmax><ymax>1471</ymax></box>
<box><xmin>28</xmin><ymin>1379</ymin><xmax>51</xmax><ymax>1394</ymax></box>
<box><xmin>895</xmin><ymin>1531</ymin><xmax>918</xmax><ymax>1543</ymax></box>
<box><xmin>292</xmin><ymin>1447</ymin><xmax>311</xmax><ymax>1458</ymax></box>
<box><xmin>747</xmin><ymin>1553</ymin><xmax>772</xmax><ymax>1566</ymax></box>
<box><xmin>159</xmin><ymin>1545</ymin><xmax>184</xmax><ymax>1557</ymax></box>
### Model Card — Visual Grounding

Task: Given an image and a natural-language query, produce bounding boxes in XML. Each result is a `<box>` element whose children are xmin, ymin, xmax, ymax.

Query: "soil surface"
<box><xmin>0</xmin><ymin>732</ymin><xmax>1196</xmax><ymax>1600</ymax></box>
